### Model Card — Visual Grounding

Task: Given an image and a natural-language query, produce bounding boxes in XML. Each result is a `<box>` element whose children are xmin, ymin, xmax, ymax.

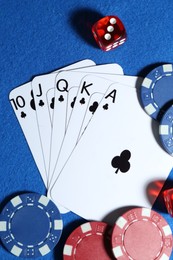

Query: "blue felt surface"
<box><xmin>1</xmin><ymin>0</ymin><xmax>173</xmax><ymax>259</ymax></box>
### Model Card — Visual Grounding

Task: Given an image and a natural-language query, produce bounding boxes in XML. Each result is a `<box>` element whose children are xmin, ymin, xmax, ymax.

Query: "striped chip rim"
<box><xmin>0</xmin><ymin>193</ymin><xmax>63</xmax><ymax>258</ymax></box>
<box><xmin>140</xmin><ymin>64</ymin><xmax>173</xmax><ymax>121</ymax></box>
<box><xmin>63</xmin><ymin>221</ymin><xmax>113</xmax><ymax>259</ymax></box>
<box><xmin>111</xmin><ymin>207</ymin><xmax>173</xmax><ymax>260</ymax></box>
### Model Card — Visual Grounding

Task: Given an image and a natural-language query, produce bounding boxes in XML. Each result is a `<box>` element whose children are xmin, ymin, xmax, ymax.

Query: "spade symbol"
<box><xmin>59</xmin><ymin>95</ymin><xmax>64</xmax><ymax>102</ymax></box>
<box><xmin>80</xmin><ymin>98</ymin><xmax>85</xmax><ymax>105</ymax></box>
<box><xmin>111</xmin><ymin>150</ymin><xmax>131</xmax><ymax>174</ymax></box>
<box><xmin>39</xmin><ymin>100</ymin><xmax>44</xmax><ymax>107</ymax></box>
<box><xmin>103</xmin><ymin>103</ymin><xmax>108</xmax><ymax>110</ymax></box>
<box><xmin>21</xmin><ymin>111</ymin><xmax>26</xmax><ymax>118</ymax></box>
<box><xmin>71</xmin><ymin>97</ymin><xmax>76</xmax><ymax>108</ymax></box>
<box><xmin>50</xmin><ymin>97</ymin><xmax>55</xmax><ymax>109</ymax></box>
<box><xmin>89</xmin><ymin>101</ymin><xmax>98</xmax><ymax>114</ymax></box>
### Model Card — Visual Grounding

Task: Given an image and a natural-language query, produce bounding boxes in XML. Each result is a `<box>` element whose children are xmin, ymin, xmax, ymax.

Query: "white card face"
<box><xmin>48</xmin><ymin>75</ymin><xmax>113</xmax><ymax>188</ymax></box>
<box><xmin>9</xmin><ymin>60</ymin><xmax>97</xmax><ymax>195</ymax></box>
<box><xmin>48</xmin><ymin>65</ymin><xmax>126</xmax><ymax>187</ymax></box>
<box><xmin>32</xmin><ymin>62</ymin><xmax>123</xmax><ymax>180</ymax></box>
<box><xmin>46</xmin><ymin>63</ymin><xmax>124</xmax><ymax>126</ymax></box>
<box><xmin>9</xmin><ymin>82</ymin><xmax>47</xmax><ymax>187</ymax></box>
<box><xmin>58</xmin><ymin>73</ymin><xmax>142</xmax><ymax>137</ymax></box>
<box><xmin>73</xmin><ymin>74</ymin><xmax>143</xmax><ymax>142</ymax></box>
<box><xmin>48</xmin><ymin>73</ymin><xmax>143</xmax><ymax>188</ymax></box>
<box><xmin>32</xmin><ymin>59</ymin><xmax>96</xmax><ymax>178</ymax></box>
<box><xmin>49</xmin><ymin>82</ymin><xmax>173</xmax><ymax>221</ymax></box>
<box><xmin>77</xmin><ymin>92</ymin><xmax>103</xmax><ymax>141</ymax></box>
<box><xmin>46</xmin><ymin>88</ymin><xmax>55</xmax><ymax>126</ymax></box>
<box><xmin>31</xmin><ymin>59</ymin><xmax>97</xmax><ymax>214</ymax></box>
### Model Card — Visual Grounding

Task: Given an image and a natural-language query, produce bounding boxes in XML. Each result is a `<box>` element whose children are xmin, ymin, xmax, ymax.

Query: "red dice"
<box><xmin>163</xmin><ymin>188</ymin><xmax>173</xmax><ymax>216</ymax></box>
<box><xmin>92</xmin><ymin>16</ymin><xmax>127</xmax><ymax>51</ymax></box>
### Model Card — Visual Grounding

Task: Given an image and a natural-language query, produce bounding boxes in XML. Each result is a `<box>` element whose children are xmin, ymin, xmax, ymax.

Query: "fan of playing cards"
<box><xmin>9</xmin><ymin>59</ymin><xmax>173</xmax><ymax>221</ymax></box>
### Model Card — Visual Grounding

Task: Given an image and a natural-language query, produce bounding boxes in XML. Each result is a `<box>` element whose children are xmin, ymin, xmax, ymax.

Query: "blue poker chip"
<box><xmin>159</xmin><ymin>105</ymin><xmax>173</xmax><ymax>156</ymax></box>
<box><xmin>0</xmin><ymin>193</ymin><xmax>63</xmax><ymax>258</ymax></box>
<box><xmin>140</xmin><ymin>64</ymin><xmax>173</xmax><ymax>120</ymax></box>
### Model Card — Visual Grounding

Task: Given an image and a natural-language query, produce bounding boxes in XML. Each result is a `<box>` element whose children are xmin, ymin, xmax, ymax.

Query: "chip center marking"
<box><xmin>75</xmin><ymin>234</ymin><xmax>109</xmax><ymax>260</ymax></box>
<box><xmin>153</xmin><ymin>76</ymin><xmax>173</xmax><ymax>109</ymax></box>
<box><xmin>123</xmin><ymin>220</ymin><xmax>162</xmax><ymax>259</ymax></box>
<box><xmin>11</xmin><ymin>206</ymin><xmax>50</xmax><ymax>245</ymax></box>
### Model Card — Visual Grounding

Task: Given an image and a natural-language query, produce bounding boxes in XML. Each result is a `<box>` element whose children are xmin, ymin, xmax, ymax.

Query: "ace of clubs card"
<box><xmin>49</xmin><ymin>79</ymin><xmax>173</xmax><ymax>221</ymax></box>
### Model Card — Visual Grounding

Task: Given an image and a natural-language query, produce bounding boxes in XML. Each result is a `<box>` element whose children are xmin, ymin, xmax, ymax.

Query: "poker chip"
<box><xmin>111</xmin><ymin>207</ymin><xmax>173</xmax><ymax>260</ymax></box>
<box><xmin>0</xmin><ymin>193</ymin><xmax>63</xmax><ymax>258</ymax></box>
<box><xmin>140</xmin><ymin>64</ymin><xmax>173</xmax><ymax>120</ymax></box>
<box><xmin>159</xmin><ymin>105</ymin><xmax>173</xmax><ymax>156</ymax></box>
<box><xmin>63</xmin><ymin>221</ymin><xmax>113</xmax><ymax>259</ymax></box>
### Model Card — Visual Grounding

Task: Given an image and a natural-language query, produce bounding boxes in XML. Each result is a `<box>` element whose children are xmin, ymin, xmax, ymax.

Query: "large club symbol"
<box><xmin>111</xmin><ymin>150</ymin><xmax>131</xmax><ymax>174</ymax></box>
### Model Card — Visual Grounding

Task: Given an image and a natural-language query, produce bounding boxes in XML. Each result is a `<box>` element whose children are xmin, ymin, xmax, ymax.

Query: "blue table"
<box><xmin>0</xmin><ymin>1</ymin><xmax>173</xmax><ymax>259</ymax></box>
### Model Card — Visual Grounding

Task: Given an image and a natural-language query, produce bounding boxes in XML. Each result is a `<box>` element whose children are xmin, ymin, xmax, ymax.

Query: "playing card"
<box><xmin>48</xmin><ymin>75</ymin><xmax>114</xmax><ymax>190</ymax></box>
<box><xmin>70</xmin><ymin>74</ymin><xmax>143</xmax><ymax>142</ymax></box>
<box><xmin>46</xmin><ymin>88</ymin><xmax>55</xmax><ymax>126</ymax></box>
<box><xmin>46</xmin><ymin>63</ymin><xmax>124</xmax><ymax>125</ymax></box>
<box><xmin>47</xmin><ymin>65</ymin><xmax>125</xmax><ymax>187</ymax></box>
<box><xmin>61</xmin><ymin>73</ymin><xmax>143</xmax><ymax>139</ymax></box>
<box><xmin>32</xmin><ymin>61</ymin><xmax>123</xmax><ymax>214</ymax></box>
<box><xmin>48</xmin><ymin>73</ymin><xmax>143</xmax><ymax>189</ymax></box>
<box><xmin>9</xmin><ymin>60</ymin><xmax>97</xmax><ymax>189</ymax></box>
<box><xmin>49</xmin><ymin>80</ymin><xmax>173</xmax><ymax>221</ymax></box>
<box><xmin>9</xmin><ymin>82</ymin><xmax>47</xmax><ymax>187</ymax></box>
<box><xmin>31</xmin><ymin>59</ymin><xmax>96</xmax><ymax>179</ymax></box>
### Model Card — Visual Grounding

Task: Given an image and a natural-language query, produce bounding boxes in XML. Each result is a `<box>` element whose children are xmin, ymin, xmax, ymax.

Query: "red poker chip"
<box><xmin>63</xmin><ymin>221</ymin><xmax>113</xmax><ymax>259</ymax></box>
<box><xmin>111</xmin><ymin>207</ymin><xmax>173</xmax><ymax>260</ymax></box>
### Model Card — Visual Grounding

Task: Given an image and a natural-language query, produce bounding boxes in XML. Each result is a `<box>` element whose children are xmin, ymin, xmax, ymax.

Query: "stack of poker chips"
<box><xmin>140</xmin><ymin>63</ymin><xmax>173</xmax><ymax>156</ymax></box>
<box><xmin>0</xmin><ymin>195</ymin><xmax>172</xmax><ymax>259</ymax></box>
<box><xmin>63</xmin><ymin>207</ymin><xmax>173</xmax><ymax>260</ymax></box>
